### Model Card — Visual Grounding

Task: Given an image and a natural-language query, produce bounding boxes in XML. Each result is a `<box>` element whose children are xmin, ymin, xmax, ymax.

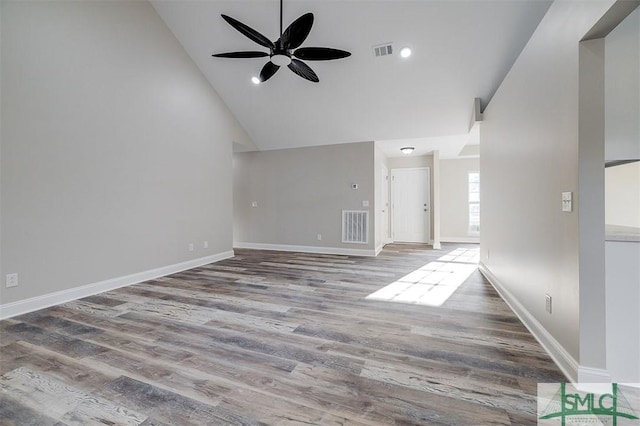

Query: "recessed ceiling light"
<box><xmin>400</xmin><ymin>146</ymin><xmax>415</xmax><ymax>155</ymax></box>
<box><xmin>400</xmin><ymin>47</ymin><xmax>412</xmax><ymax>58</ymax></box>
<box><xmin>251</xmin><ymin>76</ymin><xmax>261</xmax><ymax>85</ymax></box>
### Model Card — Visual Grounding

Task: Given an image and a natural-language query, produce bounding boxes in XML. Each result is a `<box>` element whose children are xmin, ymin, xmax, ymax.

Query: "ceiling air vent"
<box><xmin>373</xmin><ymin>43</ymin><xmax>393</xmax><ymax>57</ymax></box>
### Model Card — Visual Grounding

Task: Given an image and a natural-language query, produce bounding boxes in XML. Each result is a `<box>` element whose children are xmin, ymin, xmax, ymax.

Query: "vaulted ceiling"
<box><xmin>151</xmin><ymin>0</ymin><xmax>552</xmax><ymax>158</ymax></box>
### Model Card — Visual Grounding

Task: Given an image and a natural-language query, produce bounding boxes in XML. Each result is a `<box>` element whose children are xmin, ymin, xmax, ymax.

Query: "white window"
<box><xmin>468</xmin><ymin>172</ymin><xmax>480</xmax><ymax>234</ymax></box>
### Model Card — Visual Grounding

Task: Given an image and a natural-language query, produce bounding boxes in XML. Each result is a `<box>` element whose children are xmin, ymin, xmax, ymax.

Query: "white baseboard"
<box><xmin>479</xmin><ymin>262</ymin><xmax>580</xmax><ymax>383</ymax></box>
<box><xmin>234</xmin><ymin>242</ymin><xmax>376</xmax><ymax>257</ymax></box>
<box><xmin>375</xmin><ymin>244</ymin><xmax>385</xmax><ymax>256</ymax></box>
<box><xmin>0</xmin><ymin>250</ymin><xmax>234</xmax><ymax>320</ymax></box>
<box><xmin>440</xmin><ymin>236</ymin><xmax>480</xmax><ymax>244</ymax></box>
<box><xmin>578</xmin><ymin>366</ymin><xmax>612</xmax><ymax>383</ymax></box>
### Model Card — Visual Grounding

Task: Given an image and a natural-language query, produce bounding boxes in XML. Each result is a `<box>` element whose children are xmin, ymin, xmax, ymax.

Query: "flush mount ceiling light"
<box><xmin>400</xmin><ymin>47</ymin><xmax>412</xmax><ymax>58</ymax></box>
<box><xmin>212</xmin><ymin>0</ymin><xmax>351</xmax><ymax>83</ymax></box>
<box><xmin>400</xmin><ymin>146</ymin><xmax>415</xmax><ymax>155</ymax></box>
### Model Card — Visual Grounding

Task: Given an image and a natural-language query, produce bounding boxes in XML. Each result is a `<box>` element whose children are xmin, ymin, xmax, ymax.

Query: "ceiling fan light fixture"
<box><xmin>400</xmin><ymin>146</ymin><xmax>415</xmax><ymax>155</ymax></box>
<box><xmin>251</xmin><ymin>76</ymin><xmax>261</xmax><ymax>85</ymax></box>
<box><xmin>271</xmin><ymin>53</ymin><xmax>292</xmax><ymax>67</ymax></box>
<box><xmin>400</xmin><ymin>47</ymin><xmax>412</xmax><ymax>58</ymax></box>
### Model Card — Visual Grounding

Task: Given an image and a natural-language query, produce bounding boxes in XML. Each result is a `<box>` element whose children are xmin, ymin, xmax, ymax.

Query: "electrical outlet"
<box><xmin>189</xmin><ymin>243</ymin><xmax>195</xmax><ymax>252</ymax></box>
<box><xmin>251</xmin><ymin>201</ymin><xmax>258</xmax><ymax>208</ymax></box>
<box><xmin>317</xmin><ymin>234</ymin><xmax>322</xmax><ymax>241</ymax></box>
<box><xmin>545</xmin><ymin>294</ymin><xmax>552</xmax><ymax>314</ymax></box>
<box><xmin>203</xmin><ymin>241</ymin><xmax>209</xmax><ymax>249</ymax></box>
<box><xmin>6</xmin><ymin>273</ymin><xmax>18</xmax><ymax>288</ymax></box>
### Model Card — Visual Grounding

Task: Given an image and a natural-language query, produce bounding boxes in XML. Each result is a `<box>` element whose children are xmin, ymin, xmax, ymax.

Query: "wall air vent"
<box><xmin>373</xmin><ymin>43</ymin><xmax>393</xmax><ymax>57</ymax></box>
<box><xmin>342</xmin><ymin>210</ymin><xmax>369</xmax><ymax>244</ymax></box>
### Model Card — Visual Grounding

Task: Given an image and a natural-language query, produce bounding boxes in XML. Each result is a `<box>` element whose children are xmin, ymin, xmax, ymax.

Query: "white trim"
<box><xmin>479</xmin><ymin>262</ymin><xmax>579</xmax><ymax>383</ymax></box>
<box><xmin>427</xmin><ymin>240</ymin><xmax>443</xmax><ymax>249</ymax></box>
<box><xmin>375</xmin><ymin>243</ymin><xmax>386</xmax><ymax>256</ymax></box>
<box><xmin>577</xmin><ymin>366</ymin><xmax>612</xmax><ymax>384</ymax></box>
<box><xmin>0</xmin><ymin>251</ymin><xmax>234</xmax><ymax>320</ymax></box>
<box><xmin>234</xmin><ymin>242</ymin><xmax>376</xmax><ymax>257</ymax></box>
<box><xmin>440</xmin><ymin>236</ymin><xmax>480</xmax><ymax>244</ymax></box>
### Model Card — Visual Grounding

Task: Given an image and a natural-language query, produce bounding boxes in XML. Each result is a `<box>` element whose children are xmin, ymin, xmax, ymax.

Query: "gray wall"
<box><xmin>0</xmin><ymin>1</ymin><xmax>249</xmax><ymax>305</ymax></box>
<box><xmin>233</xmin><ymin>142</ymin><xmax>376</xmax><ymax>252</ymax></box>
<box><xmin>480</xmin><ymin>0</ymin><xmax>614</xmax><ymax>374</ymax></box>
<box><xmin>604</xmin><ymin>6</ymin><xmax>640</xmax><ymax>384</ymax></box>
<box><xmin>605</xmin><ymin>7</ymin><xmax>640</xmax><ymax>161</ymax></box>
<box><xmin>604</xmin><ymin>7</ymin><xmax>640</xmax><ymax>228</ymax></box>
<box><xmin>440</xmin><ymin>158</ymin><xmax>480</xmax><ymax>242</ymax></box>
<box><xmin>605</xmin><ymin>162</ymin><xmax>640</xmax><ymax>228</ymax></box>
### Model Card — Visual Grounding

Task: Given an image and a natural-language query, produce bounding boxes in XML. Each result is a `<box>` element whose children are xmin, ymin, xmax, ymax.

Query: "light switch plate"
<box><xmin>562</xmin><ymin>192</ymin><xmax>573</xmax><ymax>212</ymax></box>
<box><xmin>6</xmin><ymin>273</ymin><xmax>18</xmax><ymax>288</ymax></box>
<box><xmin>362</xmin><ymin>200</ymin><xmax>369</xmax><ymax>207</ymax></box>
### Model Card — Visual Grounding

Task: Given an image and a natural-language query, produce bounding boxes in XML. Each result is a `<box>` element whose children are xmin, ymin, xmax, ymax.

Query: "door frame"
<box><xmin>381</xmin><ymin>164</ymin><xmax>391</xmax><ymax>244</ymax></box>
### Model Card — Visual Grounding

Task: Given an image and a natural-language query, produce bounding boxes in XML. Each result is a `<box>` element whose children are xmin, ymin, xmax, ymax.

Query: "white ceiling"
<box><xmin>151</xmin><ymin>0</ymin><xmax>551</xmax><ymax>158</ymax></box>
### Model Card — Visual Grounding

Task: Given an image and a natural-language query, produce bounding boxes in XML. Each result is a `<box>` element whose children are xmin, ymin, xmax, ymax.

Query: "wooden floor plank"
<box><xmin>0</xmin><ymin>392</ymin><xmax>64</xmax><ymax>426</ymax></box>
<box><xmin>0</xmin><ymin>243</ymin><xmax>565</xmax><ymax>424</ymax></box>
<box><xmin>1</xmin><ymin>367</ymin><xmax>148</xmax><ymax>425</ymax></box>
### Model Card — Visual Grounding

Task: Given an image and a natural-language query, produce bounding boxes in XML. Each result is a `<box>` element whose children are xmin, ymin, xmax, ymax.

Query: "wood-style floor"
<box><xmin>0</xmin><ymin>244</ymin><xmax>565</xmax><ymax>425</ymax></box>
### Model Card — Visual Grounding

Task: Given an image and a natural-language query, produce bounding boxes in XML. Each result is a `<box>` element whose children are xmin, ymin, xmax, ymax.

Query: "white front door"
<box><xmin>391</xmin><ymin>167</ymin><xmax>430</xmax><ymax>243</ymax></box>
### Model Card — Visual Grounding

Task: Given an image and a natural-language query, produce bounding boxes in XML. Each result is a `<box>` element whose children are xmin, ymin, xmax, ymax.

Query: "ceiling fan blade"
<box><xmin>294</xmin><ymin>47</ymin><xmax>351</xmax><ymax>61</ymax></box>
<box><xmin>212</xmin><ymin>51</ymin><xmax>269</xmax><ymax>59</ymax></box>
<box><xmin>288</xmin><ymin>59</ymin><xmax>319</xmax><ymax>83</ymax></box>
<box><xmin>259</xmin><ymin>61</ymin><xmax>280</xmax><ymax>82</ymax></box>
<box><xmin>221</xmin><ymin>14</ymin><xmax>274</xmax><ymax>49</ymax></box>
<box><xmin>280</xmin><ymin>13</ymin><xmax>314</xmax><ymax>50</ymax></box>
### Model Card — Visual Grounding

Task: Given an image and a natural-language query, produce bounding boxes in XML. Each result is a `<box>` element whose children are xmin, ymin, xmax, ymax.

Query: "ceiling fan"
<box><xmin>212</xmin><ymin>0</ymin><xmax>351</xmax><ymax>83</ymax></box>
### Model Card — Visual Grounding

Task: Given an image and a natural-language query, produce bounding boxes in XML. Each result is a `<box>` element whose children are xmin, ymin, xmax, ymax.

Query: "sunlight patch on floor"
<box><xmin>437</xmin><ymin>247</ymin><xmax>480</xmax><ymax>264</ymax></box>
<box><xmin>366</xmin><ymin>247</ymin><xmax>479</xmax><ymax>307</ymax></box>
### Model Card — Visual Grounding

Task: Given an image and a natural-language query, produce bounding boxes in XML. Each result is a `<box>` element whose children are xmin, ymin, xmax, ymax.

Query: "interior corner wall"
<box><xmin>480</xmin><ymin>0</ymin><xmax>615</xmax><ymax>379</ymax></box>
<box><xmin>440</xmin><ymin>158</ymin><xmax>480</xmax><ymax>243</ymax></box>
<box><xmin>0</xmin><ymin>1</ymin><xmax>244</xmax><ymax>306</ymax></box>
<box><xmin>233</xmin><ymin>142</ymin><xmax>376</xmax><ymax>254</ymax></box>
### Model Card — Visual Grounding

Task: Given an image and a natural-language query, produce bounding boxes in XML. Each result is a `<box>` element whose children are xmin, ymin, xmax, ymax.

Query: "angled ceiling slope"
<box><xmin>152</xmin><ymin>1</ymin><xmax>552</xmax><ymax>153</ymax></box>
